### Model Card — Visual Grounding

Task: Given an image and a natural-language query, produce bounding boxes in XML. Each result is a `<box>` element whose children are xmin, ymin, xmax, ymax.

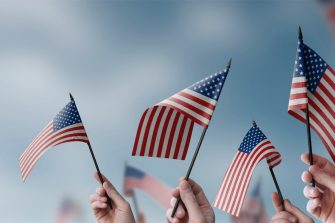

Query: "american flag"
<box><xmin>123</xmin><ymin>165</ymin><xmax>173</xmax><ymax>209</ymax></box>
<box><xmin>55</xmin><ymin>198</ymin><xmax>80</xmax><ymax>223</ymax></box>
<box><xmin>132</xmin><ymin>67</ymin><xmax>230</xmax><ymax>159</ymax></box>
<box><xmin>319</xmin><ymin>0</ymin><xmax>335</xmax><ymax>34</ymax></box>
<box><xmin>230</xmin><ymin>179</ymin><xmax>269</xmax><ymax>223</ymax></box>
<box><xmin>213</xmin><ymin>122</ymin><xmax>281</xmax><ymax>217</ymax></box>
<box><xmin>288</xmin><ymin>37</ymin><xmax>335</xmax><ymax>162</ymax></box>
<box><xmin>19</xmin><ymin>100</ymin><xmax>89</xmax><ymax>181</ymax></box>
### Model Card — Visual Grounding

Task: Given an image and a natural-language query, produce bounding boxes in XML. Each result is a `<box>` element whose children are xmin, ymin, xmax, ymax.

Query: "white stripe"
<box><xmin>152</xmin><ymin>107</ymin><xmax>170</xmax><ymax>157</ymax></box>
<box><xmin>20</xmin><ymin>123</ymin><xmax>85</xmax><ymax>166</ymax></box>
<box><xmin>173</xmin><ymin>93</ymin><xmax>214</xmax><ymax>115</ymax></box>
<box><xmin>310</xmin><ymin>89</ymin><xmax>335</xmax><ymax>125</ymax></box>
<box><xmin>160</xmin><ymin>100</ymin><xmax>210</xmax><ymax>125</ymax></box>
<box><xmin>320</xmin><ymin>76</ymin><xmax>335</xmax><ymax>99</ymax></box>
<box><xmin>22</xmin><ymin>136</ymin><xmax>89</xmax><ymax>181</ymax></box>
<box><xmin>135</xmin><ymin>108</ymin><xmax>153</xmax><ymax>156</ymax></box>
<box><xmin>288</xmin><ymin>98</ymin><xmax>308</xmax><ymax>106</ymax></box>
<box><xmin>177</xmin><ymin>119</ymin><xmax>192</xmax><ymax>159</ymax></box>
<box><xmin>290</xmin><ymin>87</ymin><xmax>307</xmax><ymax>94</ymax></box>
<box><xmin>325</xmin><ymin>68</ymin><xmax>335</xmax><ymax>84</ymax></box>
<box><xmin>314</xmin><ymin>83</ymin><xmax>335</xmax><ymax>117</ymax></box>
<box><xmin>168</xmin><ymin>115</ymin><xmax>184</xmax><ymax>158</ymax></box>
<box><xmin>144</xmin><ymin>107</ymin><xmax>162</xmax><ymax>156</ymax></box>
<box><xmin>183</xmin><ymin>89</ymin><xmax>217</xmax><ymax>105</ymax></box>
<box><xmin>161</xmin><ymin>110</ymin><xmax>177</xmax><ymax>158</ymax></box>
<box><xmin>292</xmin><ymin>76</ymin><xmax>307</xmax><ymax>83</ymax></box>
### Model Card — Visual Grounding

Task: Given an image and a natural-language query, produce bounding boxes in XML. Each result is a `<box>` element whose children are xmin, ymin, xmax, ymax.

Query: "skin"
<box><xmin>270</xmin><ymin>192</ymin><xmax>314</xmax><ymax>223</ymax></box>
<box><xmin>90</xmin><ymin>172</ymin><xmax>135</xmax><ymax>223</ymax></box>
<box><xmin>166</xmin><ymin>178</ymin><xmax>215</xmax><ymax>223</ymax></box>
<box><xmin>301</xmin><ymin>153</ymin><xmax>335</xmax><ymax>223</ymax></box>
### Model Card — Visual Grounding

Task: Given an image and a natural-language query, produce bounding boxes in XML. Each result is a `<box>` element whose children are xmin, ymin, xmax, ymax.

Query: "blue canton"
<box><xmin>293</xmin><ymin>40</ymin><xmax>306</xmax><ymax>78</ymax></box>
<box><xmin>53</xmin><ymin>101</ymin><xmax>82</xmax><ymax>131</ymax></box>
<box><xmin>238</xmin><ymin>124</ymin><xmax>267</xmax><ymax>154</ymax></box>
<box><xmin>125</xmin><ymin>166</ymin><xmax>145</xmax><ymax>179</ymax></box>
<box><xmin>188</xmin><ymin>69</ymin><xmax>228</xmax><ymax>101</ymax></box>
<box><xmin>303</xmin><ymin>44</ymin><xmax>328</xmax><ymax>93</ymax></box>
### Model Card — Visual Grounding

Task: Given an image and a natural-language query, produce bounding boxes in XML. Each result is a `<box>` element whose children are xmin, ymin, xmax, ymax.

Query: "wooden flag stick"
<box><xmin>171</xmin><ymin>58</ymin><xmax>232</xmax><ymax>218</ymax></box>
<box><xmin>132</xmin><ymin>191</ymin><xmax>140</xmax><ymax>220</ymax></box>
<box><xmin>269</xmin><ymin>166</ymin><xmax>285</xmax><ymax>211</ymax></box>
<box><xmin>298</xmin><ymin>27</ymin><xmax>316</xmax><ymax>187</ymax></box>
<box><xmin>70</xmin><ymin>93</ymin><xmax>112</xmax><ymax>208</ymax></box>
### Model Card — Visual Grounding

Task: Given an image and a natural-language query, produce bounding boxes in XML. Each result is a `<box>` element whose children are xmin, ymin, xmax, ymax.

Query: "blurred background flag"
<box><xmin>123</xmin><ymin>164</ymin><xmax>173</xmax><ymax>209</ymax></box>
<box><xmin>319</xmin><ymin>0</ymin><xmax>335</xmax><ymax>34</ymax></box>
<box><xmin>55</xmin><ymin>198</ymin><xmax>81</xmax><ymax>223</ymax></box>
<box><xmin>132</xmin><ymin>63</ymin><xmax>230</xmax><ymax>160</ymax></box>
<box><xmin>230</xmin><ymin>178</ymin><xmax>269</xmax><ymax>223</ymax></box>
<box><xmin>213</xmin><ymin>121</ymin><xmax>282</xmax><ymax>217</ymax></box>
<box><xmin>19</xmin><ymin>98</ymin><xmax>89</xmax><ymax>181</ymax></box>
<box><xmin>288</xmin><ymin>29</ymin><xmax>335</xmax><ymax>162</ymax></box>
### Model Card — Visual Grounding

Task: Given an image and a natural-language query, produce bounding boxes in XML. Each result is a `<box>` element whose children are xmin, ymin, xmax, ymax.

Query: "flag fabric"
<box><xmin>123</xmin><ymin>165</ymin><xmax>173</xmax><ymax>209</ymax></box>
<box><xmin>19</xmin><ymin>100</ymin><xmax>89</xmax><ymax>181</ymax></box>
<box><xmin>319</xmin><ymin>0</ymin><xmax>335</xmax><ymax>34</ymax></box>
<box><xmin>56</xmin><ymin>198</ymin><xmax>80</xmax><ymax>223</ymax></box>
<box><xmin>132</xmin><ymin>69</ymin><xmax>229</xmax><ymax>160</ymax></box>
<box><xmin>230</xmin><ymin>179</ymin><xmax>269</xmax><ymax>223</ymax></box>
<box><xmin>213</xmin><ymin>123</ymin><xmax>282</xmax><ymax>217</ymax></box>
<box><xmin>288</xmin><ymin>38</ymin><xmax>335</xmax><ymax>162</ymax></box>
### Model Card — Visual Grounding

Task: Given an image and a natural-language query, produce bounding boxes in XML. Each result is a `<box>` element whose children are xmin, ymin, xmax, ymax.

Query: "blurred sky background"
<box><xmin>0</xmin><ymin>0</ymin><xmax>334</xmax><ymax>222</ymax></box>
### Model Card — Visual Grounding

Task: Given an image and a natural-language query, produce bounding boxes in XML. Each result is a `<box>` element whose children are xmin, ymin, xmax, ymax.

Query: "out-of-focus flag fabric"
<box><xmin>230</xmin><ymin>179</ymin><xmax>269</xmax><ymax>223</ymax></box>
<box><xmin>319</xmin><ymin>0</ymin><xmax>335</xmax><ymax>34</ymax></box>
<box><xmin>19</xmin><ymin>100</ymin><xmax>89</xmax><ymax>181</ymax></box>
<box><xmin>288</xmin><ymin>38</ymin><xmax>335</xmax><ymax>162</ymax></box>
<box><xmin>132</xmin><ymin>69</ymin><xmax>229</xmax><ymax>160</ymax></box>
<box><xmin>213</xmin><ymin>123</ymin><xmax>281</xmax><ymax>217</ymax></box>
<box><xmin>123</xmin><ymin>165</ymin><xmax>173</xmax><ymax>209</ymax></box>
<box><xmin>55</xmin><ymin>199</ymin><xmax>80</xmax><ymax>223</ymax></box>
<box><xmin>136</xmin><ymin>212</ymin><xmax>146</xmax><ymax>223</ymax></box>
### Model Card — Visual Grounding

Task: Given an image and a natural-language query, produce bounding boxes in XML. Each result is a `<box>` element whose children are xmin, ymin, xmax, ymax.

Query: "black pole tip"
<box><xmin>252</xmin><ymin>120</ymin><xmax>257</xmax><ymax>127</ymax></box>
<box><xmin>298</xmin><ymin>26</ymin><xmax>303</xmax><ymax>40</ymax></box>
<box><xmin>69</xmin><ymin>93</ymin><xmax>74</xmax><ymax>101</ymax></box>
<box><xmin>226</xmin><ymin>58</ymin><xmax>232</xmax><ymax>69</ymax></box>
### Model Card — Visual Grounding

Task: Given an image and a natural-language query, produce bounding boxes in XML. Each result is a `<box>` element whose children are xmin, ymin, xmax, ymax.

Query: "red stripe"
<box><xmin>318</xmin><ymin>82</ymin><xmax>335</xmax><ymax>106</ymax></box>
<box><xmin>173</xmin><ymin>116</ymin><xmax>187</xmax><ymax>159</ymax></box>
<box><xmin>289</xmin><ymin>93</ymin><xmax>307</xmax><ymax>100</ymax></box>
<box><xmin>323</xmin><ymin>73</ymin><xmax>335</xmax><ymax>91</ymax></box>
<box><xmin>148</xmin><ymin>107</ymin><xmax>166</xmax><ymax>157</ymax></box>
<box><xmin>22</xmin><ymin>132</ymin><xmax>88</xmax><ymax>178</ymax></box>
<box><xmin>165</xmin><ymin>112</ymin><xmax>181</xmax><ymax>158</ymax></box>
<box><xmin>178</xmin><ymin>91</ymin><xmax>216</xmax><ymax>110</ymax></box>
<box><xmin>181</xmin><ymin>121</ymin><xmax>194</xmax><ymax>160</ymax></box>
<box><xmin>157</xmin><ymin>109</ymin><xmax>173</xmax><ymax>157</ymax></box>
<box><xmin>314</xmin><ymin>90</ymin><xmax>335</xmax><ymax>119</ymax></box>
<box><xmin>309</xmin><ymin>111</ymin><xmax>335</xmax><ymax>150</ymax></box>
<box><xmin>21</xmin><ymin>125</ymin><xmax>86</xmax><ymax>166</ymax></box>
<box><xmin>291</xmin><ymin>82</ymin><xmax>306</xmax><ymax>88</ymax></box>
<box><xmin>139</xmin><ymin>107</ymin><xmax>158</xmax><ymax>156</ymax></box>
<box><xmin>309</xmin><ymin>99</ymin><xmax>335</xmax><ymax>133</ymax></box>
<box><xmin>132</xmin><ymin>109</ymin><xmax>148</xmax><ymax>156</ymax></box>
<box><xmin>168</xmin><ymin>97</ymin><xmax>212</xmax><ymax>120</ymax></box>
<box><xmin>328</xmin><ymin>66</ymin><xmax>335</xmax><ymax>75</ymax></box>
<box><xmin>288</xmin><ymin>103</ymin><xmax>307</xmax><ymax>111</ymax></box>
<box><xmin>310</xmin><ymin>124</ymin><xmax>335</xmax><ymax>163</ymax></box>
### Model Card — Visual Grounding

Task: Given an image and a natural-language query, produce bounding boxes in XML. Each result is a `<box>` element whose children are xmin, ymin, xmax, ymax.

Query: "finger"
<box><xmin>166</xmin><ymin>209</ymin><xmax>181</xmax><ymax>223</ymax></box>
<box><xmin>91</xmin><ymin>201</ymin><xmax>108</xmax><ymax>210</ymax></box>
<box><xmin>284</xmin><ymin>199</ymin><xmax>312</xmax><ymax>222</ymax></box>
<box><xmin>90</xmin><ymin>193</ymin><xmax>107</xmax><ymax>203</ymax></box>
<box><xmin>103</xmin><ymin>181</ymin><xmax>129</xmax><ymax>208</ymax></box>
<box><xmin>301</xmin><ymin>153</ymin><xmax>335</xmax><ymax>173</ymax></box>
<box><xmin>272</xmin><ymin>192</ymin><xmax>284</xmax><ymax>212</ymax></box>
<box><xmin>301</xmin><ymin>171</ymin><xmax>326</xmax><ymax>191</ymax></box>
<box><xmin>306</xmin><ymin>198</ymin><xmax>321</xmax><ymax>217</ymax></box>
<box><xmin>172</xmin><ymin>188</ymin><xmax>180</xmax><ymax>198</ymax></box>
<box><xmin>171</xmin><ymin>198</ymin><xmax>186</xmax><ymax>219</ymax></box>
<box><xmin>179</xmin><ymin>180</ymin><xmax>204</xmax><ymax>221</ymax></box>
<box><xmin>310</xmin><ymin>165</ymin><xmax>335</xmax><ymax>192</ymax></box>
<box><xmin>183</xmin><ymin>178</ymin><xmax>211</xmax><ymax>208</ymax></box>
<box><xmin>303</xmin><ymin>185</ymin><xmax>321</xmax><ymax>199</ymax></box>
<box><xmin>94</xmin><ymin>172</ymin><xmax>109</xmax><ymax>185</ymax></box>
<box><xmin>96</xmin><ymin>188</ymin><xmax>106</xmax><ymax>196</ymax></box>
<box><xmin>271</xmin><ymin>211</ymin><xmax>297</xmax><ymax>222</ymax></box>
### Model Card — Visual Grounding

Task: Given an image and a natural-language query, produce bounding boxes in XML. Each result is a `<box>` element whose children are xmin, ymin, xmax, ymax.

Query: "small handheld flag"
<box><xmin>288</xmin><ymin>27</ymin><xmax>335</xmax><ymax>169</ymax></box>
<box><xmin>213</xmin><ymin>121</ymin><xmax>282</xmax><ymax>217</ymax></box>
<box><xmin>123</xmin><ymin>164</ymin><xmax>173</xmax><ymax>209</ymax></box>
<box><xmin>19</xmin><ymin>94</ymin><xmax>112</xmax><ymax>207</ymax></box>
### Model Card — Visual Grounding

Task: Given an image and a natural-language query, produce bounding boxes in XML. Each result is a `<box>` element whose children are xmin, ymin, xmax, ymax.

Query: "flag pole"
<box><xmin>124</xmin><ymin>161</ymin><xmax>140</xmax><ymax>218</ymax></box>
<box><xmin>70</xmin><ymin>93</ymin><xmax>112</xmax><ymax>208</ymax></box>
<box><xmin>298</xmin><ymin>27</ymin><xmax>316</xmax><ymax>187</ymax></box>
<box><xmin>171</xmin><ymin>58</ymin><xmax>232</xmax><ymax>217</ymax></box>
<box><xmin>269</xmin><ymin>167</ymin><xmax>285</xmax><ymax>211</ymax></box>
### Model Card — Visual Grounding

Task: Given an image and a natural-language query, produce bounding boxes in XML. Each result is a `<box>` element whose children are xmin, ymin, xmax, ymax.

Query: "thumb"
<box><xmin>103</xmin><ymin>181</ymin><xmax>129</xmax><ymax>209</ymax></box>
<box><xmin>284</xmin><ymin>199</ymin><xmax>311</xmax><ymax>222</ymax></box>
<box><xmin>310</xmin><ymin>165</ymin><xmax>335</xmax><ymax>192</ymax></box>
<box><xmin>272</xmin><ymin>192</ymin><xmax>284</xmax><ymax>212</ymax></box>
<box><xmin>179</xmin><ymin>180</ymin><xmax>204</xmax><ymax>221</ymax></box>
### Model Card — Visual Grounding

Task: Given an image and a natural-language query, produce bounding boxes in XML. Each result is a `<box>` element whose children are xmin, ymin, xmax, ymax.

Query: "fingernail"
<box><xmin>289</xmin><ymin>216</ymin><xmax>297</xmax><ymax>222</ymax></box>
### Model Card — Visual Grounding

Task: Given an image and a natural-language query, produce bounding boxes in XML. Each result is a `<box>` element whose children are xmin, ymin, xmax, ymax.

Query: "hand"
<box><xmin>166</xmin><ymin>178</ymin><xmax>215</xmax><ymax>223</ymax></box>
<box><xmin>271</xmin><ymin>192</ymin><xmax>314</xmax><ymax>223</ymax></box>
<box><xmin>301</xmin><ymin>153</ymin><xmax>335</xmax><ymax>223</ymax></box>
<box><xmin>90</xmin><ymin>172</ymin><xmax>135</xmax><ymax>223</ymax></box>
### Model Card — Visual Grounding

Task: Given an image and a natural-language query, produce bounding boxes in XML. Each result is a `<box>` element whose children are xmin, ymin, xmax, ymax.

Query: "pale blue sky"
<box><xmin>0</xmin><ymin>1</ymin><xmax>334</xmax><ymax>222</ymax></box>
